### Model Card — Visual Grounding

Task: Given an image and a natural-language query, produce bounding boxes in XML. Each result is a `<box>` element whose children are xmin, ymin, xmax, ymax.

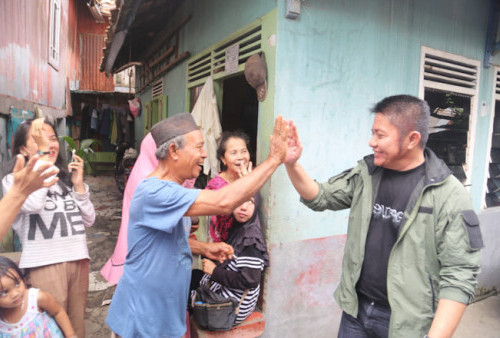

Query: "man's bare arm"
<box><xmin>427</xmin><ymin>299</ymin><xmax>467</xmax><ymax>338</ymax></box>
<box><xmin>186</xmin><ymin>115</ymin><xmax>288</xmax><ymax>216</ymax></box>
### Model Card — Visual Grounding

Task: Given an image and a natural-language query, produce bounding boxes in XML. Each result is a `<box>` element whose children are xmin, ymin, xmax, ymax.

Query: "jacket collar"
<box><xmin>363</xmin><ymin>148</ymin><xmax>451</xmax><ymax>185</ymax></box>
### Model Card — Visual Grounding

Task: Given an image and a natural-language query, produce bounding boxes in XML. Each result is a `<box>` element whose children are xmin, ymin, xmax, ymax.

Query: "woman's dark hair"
<box><xmin>0</xmin><ymin>256</ymin><xmax>25</xmax><ymax>290</ymax></box>
<box><xmin>12</xmin><ymin>120</ymin><xmax>33</xmax><ymax>161</ymax></box>
<box><xmin>1</xmin><ymin>120</ymin><xmax>33</xmax><ymax>176</ymax></box>
<box><xmin>216</xmin><ymin>130</ymin><xmax>251</xmax><ymax>172</ymax></box>
<box><xmin>4</xmin><ymin>118</ymin><xmax>72</xmax><ymax>194</ymax></box>
<box><xmin>42</xmin><ymin>118</ymin><xmax>73</xmax><ymax>193</ymax></box>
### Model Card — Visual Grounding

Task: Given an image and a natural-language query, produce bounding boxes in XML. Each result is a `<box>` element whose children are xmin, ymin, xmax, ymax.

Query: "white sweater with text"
<box><xmin>2</xmin><ymin>174</ymin><xmax>95</xmax><ymax>268</ymax></box>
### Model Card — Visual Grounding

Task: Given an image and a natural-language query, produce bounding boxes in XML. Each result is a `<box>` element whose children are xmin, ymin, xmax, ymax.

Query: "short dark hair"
<box><xmin>0</xmin><ymin>256</ymin><xmax>25</xmax><ymax>291</ymax></box>
<box><xmin>216</xmin><ymin>131</ymin><xmax>251</xmax><ymax>172</ymax></box>
<box><xmin>371</xmin><ymin>95</ymin><xmax>430</xmax><ymax>148</ymax></box>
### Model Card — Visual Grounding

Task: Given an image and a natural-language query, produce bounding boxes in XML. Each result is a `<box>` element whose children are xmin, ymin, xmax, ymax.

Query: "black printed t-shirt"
<box><xmin>356</xmin><ymin>163</ymin><xmax>425</xmax><ymax>306</ymax></box>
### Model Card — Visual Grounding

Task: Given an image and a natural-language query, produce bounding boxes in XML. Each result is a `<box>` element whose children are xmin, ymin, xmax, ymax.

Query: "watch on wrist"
<box><xmin>37</xmin><ymin>150</ymin><xmax>50</xmax><ymax>156</ymax></box>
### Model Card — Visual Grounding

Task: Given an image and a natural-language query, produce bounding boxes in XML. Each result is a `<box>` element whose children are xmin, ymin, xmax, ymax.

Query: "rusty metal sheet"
<box><xmin>79</xmin><ymin>33</ymin><xmax>114</xmax><ymax>91</ymax></box>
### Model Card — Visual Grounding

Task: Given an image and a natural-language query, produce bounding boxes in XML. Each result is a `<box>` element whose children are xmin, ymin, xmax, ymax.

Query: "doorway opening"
<box><xmin>220</xmin><ymin>75</ymin><xmax>259</xmax><ymax>164</ymax></box>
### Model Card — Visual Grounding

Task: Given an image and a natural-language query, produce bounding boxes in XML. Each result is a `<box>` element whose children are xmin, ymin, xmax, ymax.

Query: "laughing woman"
<box><xmin>1</xmin><ymin>118</ymin><xmax>95</xmax><ymax>338</ymax></box>
<box><xmin>205</xmin><ymin>131</ymin><xmax>252</xmax><ymax>242</ymax></box>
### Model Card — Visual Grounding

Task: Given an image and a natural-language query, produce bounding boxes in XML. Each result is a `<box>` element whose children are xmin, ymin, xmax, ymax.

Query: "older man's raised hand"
<box><xmin>268</xmin><ymin>115</ymin><xmax>289</xmax><ymax>165</ymax></box>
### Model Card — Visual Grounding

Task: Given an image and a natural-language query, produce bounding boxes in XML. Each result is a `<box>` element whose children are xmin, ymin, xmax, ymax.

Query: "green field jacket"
<box><xmin>302</xmin><ymin>149</ymin><xmax>483</xmax><ymax>337</ymax></box>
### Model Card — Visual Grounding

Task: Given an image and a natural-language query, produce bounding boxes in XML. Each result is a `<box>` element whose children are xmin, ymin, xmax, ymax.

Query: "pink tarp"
<box><xmin>100</xmin><ymin>133</ymin><xmax>158</xmax><ymax>284</ymax></box>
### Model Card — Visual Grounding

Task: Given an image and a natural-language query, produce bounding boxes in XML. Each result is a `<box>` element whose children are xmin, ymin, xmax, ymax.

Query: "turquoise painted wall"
<box><xmin>134</xmin><ymin>0</ymin><xmax>499</xmax><ymax>239</ymax></box>
<box><xmin>262</xmin><ymin>1</ymin><xmax>500</xmax><ymax>336</ymax></box>
<box><xmin>270</xmin><ymin>0</ymin><xmax>499</xmax><ymax>245</ymax></box>
<box><xmin>129</xmin><ymin>1</ymin><xmax>500</xmax><ymax>336</ymax></box>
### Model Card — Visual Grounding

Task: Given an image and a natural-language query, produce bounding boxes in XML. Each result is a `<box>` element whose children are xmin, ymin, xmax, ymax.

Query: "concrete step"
<box><xmin>190</xmin><ymin>311</ymin><xmax>265</xmax><ymax>338</ymax></box>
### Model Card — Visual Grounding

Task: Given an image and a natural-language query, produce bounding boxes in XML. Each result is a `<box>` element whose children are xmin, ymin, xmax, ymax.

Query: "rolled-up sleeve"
<box><xmin>72</xmin><ymin>183</ymin><xmax>96</xmax><ymax>227</ymax></box>
<box><xmin>301</xmin><ymin>167</ymin><xmax>358</xmax><ymax>211</ymax></box>
<box><xmin>436</xmin><ymin>190</ymin><xmax>482</xmax><ymax>304</ymax></box>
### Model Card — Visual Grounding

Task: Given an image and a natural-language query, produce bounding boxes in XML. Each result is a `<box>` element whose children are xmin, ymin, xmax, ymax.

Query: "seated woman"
<box><xmin>205</xmin><ymin>131</ymin><xmax>252</xmax><ymax>242</ymax></box>
<box><xmin>198</xmin><ymin>194</ymin><xmax>268</xmax><ymax>325</ymax></box>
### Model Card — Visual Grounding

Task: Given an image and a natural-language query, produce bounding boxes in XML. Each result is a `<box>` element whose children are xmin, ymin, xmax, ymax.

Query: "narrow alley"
<box><xmin>85</xmin><ymin>175</ymin><xmax>121</xmax><ymax>337</ymax></box>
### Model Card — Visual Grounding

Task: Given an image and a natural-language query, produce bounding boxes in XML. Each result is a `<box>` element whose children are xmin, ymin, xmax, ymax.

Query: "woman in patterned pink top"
<box><xmin>205</xmin><ymin>131</ymin><xmax>252</xmax><ymax>242</ymax></box>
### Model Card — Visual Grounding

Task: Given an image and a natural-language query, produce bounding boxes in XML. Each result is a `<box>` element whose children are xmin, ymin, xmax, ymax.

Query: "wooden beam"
<box><xmin>137</xmin><ymin>51</ymin><xmax>190</xmax><ymax>93</ymax></box>
<box><xmin>113</xmin><ymin>61</ymin><xmax>143</xmax><ymax>74</ymax></box>
<box><xmin>148</xmin><ymin>46</ymin><xmax>174</xmax><ymax>68</ymax></box>
<box><xmin>139</xmin><ymin>15</ymin><xmax>191</xmax><ymax>62</ymax></box>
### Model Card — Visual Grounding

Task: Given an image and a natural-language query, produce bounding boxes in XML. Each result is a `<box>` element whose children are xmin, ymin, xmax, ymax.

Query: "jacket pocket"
<box><xmin>461</xmin><ymin>210</ymin><xmax>484</xmax><ymax>250</ymax></box>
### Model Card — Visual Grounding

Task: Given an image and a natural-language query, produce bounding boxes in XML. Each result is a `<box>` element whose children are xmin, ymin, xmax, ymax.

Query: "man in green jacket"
<box><xmin>285</xmin><ymin>95</ymin><xmax>483</xmax><ymax>338</ymax></box>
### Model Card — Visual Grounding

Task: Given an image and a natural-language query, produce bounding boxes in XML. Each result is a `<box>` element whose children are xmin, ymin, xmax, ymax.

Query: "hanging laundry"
<box><xmin>191</xmin><ymin>76</ymin><xmax>222</xmax><ymax>177</ymax></box>
<box><xmin>110</xmin><ymin>109</ymin><xmax>118</xmax><ymax>145</ymax></box>
<box><xmin>99</xmin><ymin>107</ymin><xmax>113</xmax><ymax>137</ymax></box>
<box><xmin>80</xmin><ymin>105</ymin><xmax>93</xmax><ymax>139</ymax></box>
<box><xmin>90</xmin><ymin>107</ymin><xmax>99</xmax><ymax>132</ymax></box>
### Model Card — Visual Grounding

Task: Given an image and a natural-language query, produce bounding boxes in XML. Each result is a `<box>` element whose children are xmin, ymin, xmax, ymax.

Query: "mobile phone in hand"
<box><xmin>70</xmin><ymin>149</ymin><xmax>76</xmax><ymax>172</ymax></box>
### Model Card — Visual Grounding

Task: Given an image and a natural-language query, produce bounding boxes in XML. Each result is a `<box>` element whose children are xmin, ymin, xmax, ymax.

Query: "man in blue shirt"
<box><xmin>106</xmin><ymin>113</ymin><xmax>288</xmax><ymax>337</ymax></box>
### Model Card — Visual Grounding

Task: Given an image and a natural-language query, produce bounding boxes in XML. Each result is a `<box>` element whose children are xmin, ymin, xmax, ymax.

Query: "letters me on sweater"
<box><xmin>2</xmin><ymin>173</ymin><xmax>95</xmax><ymax>269</ymax></box>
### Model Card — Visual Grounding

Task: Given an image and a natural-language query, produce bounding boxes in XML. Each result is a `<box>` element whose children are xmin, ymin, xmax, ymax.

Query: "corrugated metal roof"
<box><xmin>100</xmin><ymin>0</ymin><xmax>183</xmax><ymax>75</ymax></box>
<box><xmin>80</xmin><ymin>33</ymin><xmax>115</xmax><ymax>91</ymax></box>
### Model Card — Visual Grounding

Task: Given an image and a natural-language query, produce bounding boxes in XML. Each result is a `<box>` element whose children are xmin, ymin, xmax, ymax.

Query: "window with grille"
<box><xmin>186</xmin><ymin>24</ymin><xmax>262</xmax><ymax>90</ymax></box>
<box><xmin>419</xmin><ymin>47</ymin><xmax>480</xmax><ymax>185</ymax></box>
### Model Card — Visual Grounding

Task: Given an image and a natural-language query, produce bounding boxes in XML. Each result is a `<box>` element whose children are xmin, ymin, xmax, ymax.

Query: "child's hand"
<box><xmin>202</xmin><ymin>259</ymin><xmax>216</xmax><ymax>275</ymax></box>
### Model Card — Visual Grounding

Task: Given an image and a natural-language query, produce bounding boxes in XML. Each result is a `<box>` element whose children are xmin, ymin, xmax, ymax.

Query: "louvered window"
<box><xmin>420</xmin><ymin>47</ymin><xmax>481</xmax><ymax>185</ymax></box>
<box><xmin>485</xmin><ymin>69</ymin><xmax>500</xmax><ymax>207</ymax></box>
<box><xmin>424</xmin><ymin>53</ymin><xmax>478</xmax><ymax>94</ymax></box>
<box><xmin>187</xmin><ymin>24</ymin><xmax>262</xmax><ymax>88</ymax></box>
<box><xmin>152</xmin><ymin>79</ymin><xmax>163</xmax><ymax>98</ymax></box>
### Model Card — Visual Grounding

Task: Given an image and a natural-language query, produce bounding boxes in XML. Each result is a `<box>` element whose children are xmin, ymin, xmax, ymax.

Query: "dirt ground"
<box><xmin>85</xmin><ymin>175</ymin><xmax>121</xmax><ymax>337</ymax></box>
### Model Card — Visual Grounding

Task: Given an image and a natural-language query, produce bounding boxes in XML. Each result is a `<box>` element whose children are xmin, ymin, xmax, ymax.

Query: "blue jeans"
<box><xmin>338</xmin><ymin>294</ymin><xmax>391</xmax><ymax>338</ymax></box>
